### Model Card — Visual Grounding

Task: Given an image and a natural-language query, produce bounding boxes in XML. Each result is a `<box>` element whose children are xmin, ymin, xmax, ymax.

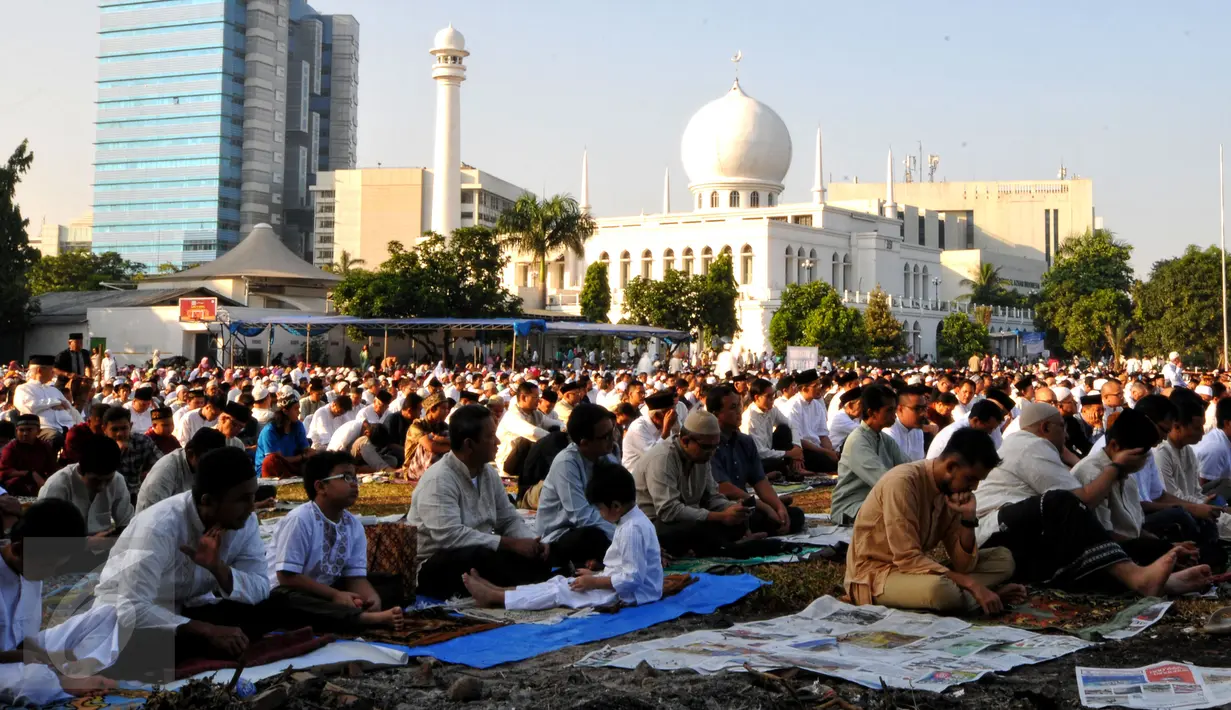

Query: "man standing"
<box><xmin>884</xmin><ymin>386</ymin><xmax>927</xmax><ymax>461</ymax></box>
<box><xmin>832</xmin><ymin>385</ymin><xmax>912</xmax><ymax>525</ymax></box>
<box><xmin>536</xmin><ymin>403</ymin><xmax>619</xmax><ymax>568</ymax></box>
<box><xmin>15</xmin><ymin>356</ymin><xmax>80</xmax><ymax>449</ymax></box>
<box><xmin>845</xmin><ymin>428</ymin><xmax>1022</xmax><ymax>615</ymax></box>
<box><xmin>54</xmin><ymin>333</ymin><xmax>91</xmax><ymax>381</ymax></box>
<box><xmin>100</xmin><ymin>350</ymin><xmax>118</xmax><ymax>384</ymax></box>
<box><xmin>783</xmin><ymin>369</ymin><xmax>839</xmax><ymax>473</ymax></box>
<box><xmin>1163</xmin><ymin>352</ymin><xmax>1186</xmax><ymax>388</ymax></box>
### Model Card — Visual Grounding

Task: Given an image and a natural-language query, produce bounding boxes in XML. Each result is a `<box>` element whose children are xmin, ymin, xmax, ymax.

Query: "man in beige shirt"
<box><xmin>845</xmin><ymin>427</ymin><xmax>1024</xmax><ymax>615</ymax></box>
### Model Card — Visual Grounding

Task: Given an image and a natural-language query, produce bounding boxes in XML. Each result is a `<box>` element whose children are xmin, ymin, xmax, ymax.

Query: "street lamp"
<box><xmin>932</xmin><ymin>276</ymin><xmax>942</xmax><ymax>309</ymax></box>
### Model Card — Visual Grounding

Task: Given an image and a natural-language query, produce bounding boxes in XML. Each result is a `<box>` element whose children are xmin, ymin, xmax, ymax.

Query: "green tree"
<box><xmin>1134</xmin><ymin>245</ymin><xmax>1230</xmax><ymax>365</ymax></box>
<box><xmin>696</xmin><ymin>252</ymin><xmax>740</xmax><ymax>343</ymax></box>
<box><xmin>863</xmin><ymin>286</ymin><xmax>907</xmax><ymax>360</ymax></box>
<box><xmin>579</xmin><ymin>261</ymin><xmax>611</xmax><ymax>323</ymax></box>
<box><xmin>937</xmin><ymin>312</ymin><xmax>989</xmax><ymax>365</ymax></box>
<box><xmin>323</xmin><ymin>249</ymin><xmax>365</xmax><ymax>276</ymax></box>
<box><xmin>959</xmin><ymin>262</ymin><xmax>1010</xmax><ymax>305</ymax></box>
<box><xmin>28</xmin><ymin>251</ymin><xmax>145</xmax><ymax>295</ymax></box>
<box><xmin>802</xmin><ymin>288</ymin><xmax>866</xmax><ymax>358</ymax></box>
<box><xmin>768</xmin><ymin>281</ymin><xmax>833</xmax><ymax>353</ymax></box>
<box><xmin>0</xmin><ymin>140</ymin><xmax>38</xmax><ymax>349</ymax></box>
<box><xmin>1036</xmin><ymin>228</ymin><xmax>1134</xmax><ymax>358</ymax></box>
<box><xmin>621</xmin><ymin>269</ymin><xmax>696</xmax><ymax>333</ymax></box>
<box><xmin>495</xmin><ymin>193</ymin><xmax>596</xmax><ymax>307</ymax></box>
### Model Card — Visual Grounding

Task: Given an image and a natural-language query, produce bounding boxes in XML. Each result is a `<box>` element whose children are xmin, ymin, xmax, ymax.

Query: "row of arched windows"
<box><xmin>784</xmin><ymin>248</ymin><xmax>852</xmax><ymax>290</ymax></box>
<box><xmin>902</xmin><ymin>320</ymin><xmax>924</xmax><ymax>355</ymax></box>
<box><xmin>902</xmin><ymin>263</ymin><xmax>931</xmax><ymax>300</ymax></box>
<box><xmin>599</xmin><ymin>245</ymin><xmax>756</xmax><ymax>288</ymax></box>
<box><xmin>698</xmin><ymin>191</ymin><xmax>776</xmax><ymax>209</ymax></box>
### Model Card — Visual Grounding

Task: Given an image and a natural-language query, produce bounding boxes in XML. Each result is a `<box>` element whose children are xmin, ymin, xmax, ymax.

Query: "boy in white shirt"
<box><xmin>266</xmin><ymin>451</ymin><xmax>403</xmax><ymax>632</ymax></box>
<box><xmin>463</xmin><ymin>459</ymin><xmax>664</xmax><ymax>610</ymax></box>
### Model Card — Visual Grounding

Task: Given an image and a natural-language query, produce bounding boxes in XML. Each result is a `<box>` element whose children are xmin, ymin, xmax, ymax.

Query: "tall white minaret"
<box><xmin>430</xmin><ymin>25</ymin><xmax>468</xmax><ymax>237</ymax></box>
<box><xmin>885</xmin><ymin>147</ymin><xmax>898</xmax><ymax>219</ymax></box>
<box><xmin>811</xmin><ymin>126</ymin><xmax>824</xmax><ymax>204</ymax></box>
<box><xmin>580</xmin><ymin>149</ymin><xmax>590</xmax><ymax>214</ymax></box>
<box><xmin>662</xmin><ymin>167</ymin><xmax>671</xmax><ymax>214</ymax></box>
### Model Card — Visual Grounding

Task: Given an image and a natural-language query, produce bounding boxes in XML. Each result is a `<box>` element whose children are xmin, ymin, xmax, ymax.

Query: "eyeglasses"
<box><xmin>322</xmin><ymin>472</ymin><xmax>358</xmax><ymax>484</ymax></box>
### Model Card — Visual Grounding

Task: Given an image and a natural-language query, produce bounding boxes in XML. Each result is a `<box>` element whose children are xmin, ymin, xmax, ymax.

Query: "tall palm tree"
<box><xmin>959</xmin><ymin>262</ymin><xmax>1007</xmax><ymax>304</ymax></box>
<box><xmin>332</xmin><ymin>250</ymin><xmax>365</xmax><ymax>276</ymax></box>
<box><xmin>495</xmin><ymin>193</ymin><xmax>597</xmax><ymax>306</ymax></box>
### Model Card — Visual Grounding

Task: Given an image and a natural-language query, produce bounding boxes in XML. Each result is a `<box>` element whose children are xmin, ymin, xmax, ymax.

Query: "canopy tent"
<box><xmin>224</xmin><ymin>315</ymin><xmax>546</xmax><ymax>338</ymax></box>
<box><xmin>543</xmin><ymin>321</ymin><xmax>692</xmax><ymax>343</ymax></box>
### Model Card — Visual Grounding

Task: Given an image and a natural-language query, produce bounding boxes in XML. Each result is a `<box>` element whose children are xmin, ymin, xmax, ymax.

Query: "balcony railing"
<box><xmin>841</xmin><ymin>290</ymin><xmax>1034</xmax><ymax>324</ymax></box>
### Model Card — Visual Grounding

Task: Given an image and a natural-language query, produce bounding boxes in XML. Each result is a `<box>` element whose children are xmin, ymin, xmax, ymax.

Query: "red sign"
<box><xmin>179</xmin><ymin>297</ymin><xmax>218</xmax><ymax>322</ymax></box>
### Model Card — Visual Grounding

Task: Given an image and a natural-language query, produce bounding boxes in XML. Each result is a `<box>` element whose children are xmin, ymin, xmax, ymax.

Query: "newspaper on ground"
<box><xmin>1100</xmin><ymin>601</ymin><xmax>1172</xmax><ymax>641</ymax></box>
<box><xmin>578</xmin><ymin>595</ymin><xmax>1093</xmax><ymax>691</ymax></box>
<box><xmin>1077</xmin><ymin>661</ymin><xmax>1231</xmax><ymax>709</ymax></box>
<box><xmin>779</xmin><ymin>514</ymin><xmax>853</xmax><ymax>547</ymax></box>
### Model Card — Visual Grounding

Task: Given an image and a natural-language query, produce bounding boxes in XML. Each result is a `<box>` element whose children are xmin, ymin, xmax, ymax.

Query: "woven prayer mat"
<box><xmin>41</xmin><ymin>571</ymin><xmax>99</xmax><ymax>628</ymax></box>
<box><xmin>983</xmin><ymin>589</ymin><xmax>1164</xmax><ymax>639</ymax></box>
<box><xmin>366</xmin><ymin>522</ymin><xmax>417</xmax><ymax>600</ymax></box>
<box><xmin>343</xmin><ymin>607</ymin><xmax>506</xmax><ymax>646</ymax></box>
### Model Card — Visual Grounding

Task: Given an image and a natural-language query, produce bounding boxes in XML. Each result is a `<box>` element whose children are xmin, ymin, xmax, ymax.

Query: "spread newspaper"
<box><xmin>1077</xmin><ymin>662</ymin><xmax>1231</xmax><ymax>709</ymax></box>
<box><xmin>578</xmin><ymin>596</ymin><xmax>1095</xmax><ymax>691</ymax></box>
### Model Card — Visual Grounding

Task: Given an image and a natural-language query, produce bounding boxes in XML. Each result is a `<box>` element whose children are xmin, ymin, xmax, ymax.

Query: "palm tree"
<box><xmin>959</xmin><ymin>262</ymin><xmax>1007</xmax><ymax>305</ymax></box>
<box><xmin>331</xmin><ymin>250</ymin><xmax>365</xmax><ymax>276</ymax></box>
<box><xmin>495</xmin><ymin>193</ymin><xmax>597</xmax><ymax>306</ymax></box>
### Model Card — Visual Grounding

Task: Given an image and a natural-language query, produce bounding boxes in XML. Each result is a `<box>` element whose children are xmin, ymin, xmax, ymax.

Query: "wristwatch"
<box><xmin>960</xmin><ymin>518</ymin><xmax>978</xmax><ymax>528</ymax></box>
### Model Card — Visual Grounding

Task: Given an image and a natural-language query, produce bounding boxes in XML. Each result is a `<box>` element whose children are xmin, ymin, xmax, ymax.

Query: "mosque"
<box><xmin>427</xmin><ymin>27</ymin><xmax>1040</xmax><ymax>359</ymax></box>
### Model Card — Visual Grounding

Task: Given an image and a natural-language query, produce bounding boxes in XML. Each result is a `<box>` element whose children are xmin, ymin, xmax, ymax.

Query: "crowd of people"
<box><xmin>1</xmin><ymin>330</ymin><xmax>1229</xmax><ymax>702</ymax></box>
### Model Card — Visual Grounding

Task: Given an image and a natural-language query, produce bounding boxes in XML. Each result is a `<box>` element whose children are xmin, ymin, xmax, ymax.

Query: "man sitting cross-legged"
<box><xmin>265</xmin><ymin>451</ymin><xmax>403</xmax><ymax>632</ymax></box>
<box><xmin>465</xmin><ymin>459</ymin><xmax>663</xmax><ymax>610</ymax></box>
<box><xmin>408</xmin><ymin>404</ymin><xmax>552</xmax><ymax>600</ymax></box>
<box><xmin>846</xmin><ymin>428</ymin><xmax>1026</xmax><ymax>615</ymax></box>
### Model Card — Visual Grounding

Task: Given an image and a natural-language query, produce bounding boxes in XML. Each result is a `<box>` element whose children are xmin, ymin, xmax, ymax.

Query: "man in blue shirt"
<box><xmin>707</xmin><ymin>385</ymin><xmax>804</xmax><ymax>536</ymax></box>
<box><xmin>536</xmin><ymin>402</ymin><xmax>619</xmax><ymax>569</ymax></box>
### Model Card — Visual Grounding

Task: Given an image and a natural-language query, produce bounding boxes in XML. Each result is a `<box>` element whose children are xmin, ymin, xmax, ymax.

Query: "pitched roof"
<box><xmin>32</xmin><ymin>287</ymin><xmax>238</xmax><ymax>324</ymax></box>
<box><xmin>142</xmin><ymin>223</ymin><xmax>342</xmax><ymax>283</ymax></box>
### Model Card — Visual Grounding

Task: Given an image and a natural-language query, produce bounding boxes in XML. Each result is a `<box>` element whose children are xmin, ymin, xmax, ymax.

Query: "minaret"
<box><xmin>580</xmin><ymin>149</ymin><xmax>590</xmax><ymax>214</ymax></box>
<box><xmin>811</xmin><ymin>126</ymin><xmax>824</xmax><ymax>204</ymax></box>
<box><xmin>429</xmin><ymin>25</ymin><xmax>468</xmax><ymax>237</ymax></box>
<box><xmin>885</xmin><ymin>147</ymin><xmax>898</xmax><ymax>219</ymax></box>
<box><xmin>662</xmin><ymin>167</ymin><xmax>671</xmax><ymax>214</ymax></box>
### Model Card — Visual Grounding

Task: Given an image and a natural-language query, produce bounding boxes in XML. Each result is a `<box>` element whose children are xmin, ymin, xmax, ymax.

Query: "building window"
<box><xmin>682</xmin><ymin>247</ymin><xmax>694</xmax><ymax>275</ymax></box>
<box><xmin>922</xmin><ymin>266</ymin><xmax>930</xmax><ymax>300</ymax></box>
<box><xmin>696</xmin><ymin>194</ymin><xmax>702</xmax><ymax>210</ymax></box>
<box><xmin>792</xmin><ymin>215</ymin><xmax>812</xmax><ymax>226</ymax></box>
<box><xmin>1052</xmin><ymin>209</ymin><xmax>1060</xmax><ymax>258</ymax></box>
<box><xmin>913</xmin><ymin>264</ymin><xmax>921</xmax><ymax>300</ymax></box>
<box><xmin>663</xmin><ymin>248</ymin><xmax>675</xmax><ymax>273</ymax></box>
<box><xmin>797</xmin><ymin>247</ymin><xmax>807</xmax><ymax>284</ymax></box>
<box><xmin>965</xmin><ymin>210</ymin><xmax>975</xmax><ymax>249</ymax></box>
<box><xmin>1044</xmin><ymin>209</ymin><xmax>1051</xmax><ymax>265</ymax></box>
<box><xmin>918</xmin><ymin>215</ymin><xmax>926</xmax><ymax>246</ymax></box>
<box><xmin>785</xmin><ymin>247</ymin><xmax>795</xmax><ymax>286</ymax></box>
<box><xmin>740</xmin><ymin>245</ymin><xmax>753</xmax><ymax>285</ymax></box>
<box><xmin>729</xmin><ymin>191</ymin><xmax>740</xmax><ymax>208</ymax></box>
<box><xmin>831</xmin><ymin>253</ymin><xmax>839</xmax><ymax>287</ymax></box>
<box><xmin>903</xmin><ymin>264</ymin><xmax>911</xmax><ymax>297</ymax></box>
<box><xmin>938</xmin><ymin>216</ymin><xmax>946</xmax><ymax>250</ymax></box>
<box><xmin>842</xmin><ymin>254</ymin><xmax>851</xmax><ymax>291</ymax></box>
<box><xmin>710</xmin><ymin>191</ymin><xmax>719</xmax><ymax>208</ymax></box>
<box><xmin>641</xmin><ymin>249</ymin><xmax>652</xmax><ymax>279</ymax></box>
<box><xmin>619</xmin><ymin>251</ymin><xmax>631</xmax><ymax>287</ymax></box>
<box><xmin>701</xmin><ymin>246</ymin><xmax>713</xmax><ymax>274</ymax></box>
<box><xmin>750</xmin><ymin>191</ymin><xmax>760</xmax><ymax>208</ymax></box>
<box><xmin>768</xmin><ymin>193</ymin><xmax>776</xmax><ymax>207</ymax></box>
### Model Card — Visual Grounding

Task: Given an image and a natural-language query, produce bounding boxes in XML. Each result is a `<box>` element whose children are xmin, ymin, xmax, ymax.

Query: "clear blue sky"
<box><xmin>3</xmin><ymin>0</ymin><xmax>1228</xmax><ymax>275</ymax></box>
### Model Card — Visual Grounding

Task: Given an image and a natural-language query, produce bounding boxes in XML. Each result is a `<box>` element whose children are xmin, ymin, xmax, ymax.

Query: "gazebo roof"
<box><xmin>142</xmin><ymin>223</ymin><xmax>342</xmax><ymax>283</ymax></box>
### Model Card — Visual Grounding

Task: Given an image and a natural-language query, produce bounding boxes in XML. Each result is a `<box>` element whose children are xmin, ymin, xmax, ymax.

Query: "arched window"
<box><xmin>720</xmin><ymin>245</ymin><xmax>732</xmax><ymax>258</ymax></box>
<box><xmin>663</xmin><ymin>248</ymin><xmax>675</xmax><ymax>273</ymax></box>
<box><xmin>842</xmin><ymin>254</ymin><xmax>852</xmax><ymax>291</ymax></box>
<box><xmin>696</xmin><ymin>194</ymin><xmax>702</xmax><ymax>210</ymax></box>
<box><xmin>921</xmin><ymin>266</ymin><xmax>930</xmax><ymax>300</ymax></box>
<box><xmin>700</xmin><ymin>246</ymin><xmax>713</xmax><ymax>274</ymax></box>
<box><xmin>729</xmin><ymin>191</ymin><xmax>740</xmax><ymax>208</ymax></box>
<box><xmin>797</xmin><ymin>247</ymin><xmax>807</xmax><ymax>284</ymax></box>
<box><xmin>768</xmin><ymin>193</ymin><xmax>776</xmax><ymax>207</ymax></box>
<box><xmin>682</xmin><ymin>247</ymin><xmax>694</xmax><ymax>276</ymax></box>
<box><xmin>740</xmin><ymin>245</ymin><xmax>753</xmax><ymax>285</ymax></box>
<box><xmin>641</xmin><ymin>249</ymin><xmax>652</xmax><ymax>279</ymax></box>
<box><xmin>903</xmin><ymin>264</ymin><xmax>912</xmax><ymax>297</ymax></box>
<box><xmin>599</xmin><ymin>251</ymin><xmax>611</xmax><ymax>288</ymax></box>
<box><xmin>710</xmin><ymin>191</ymin><xmax>719</xmax><ymax>208</ymax></box>
<box><xmin>831</xmin><ymin>252</ymin><xmax>839</xmax><ymax>286</ymax></box>
<box><xmin>913</xmin><ymin>264</ymin><xmax>921</xmax><ymax>301</ymax></box>
<box><xmin>750</xmin><ymin>191</ymin><xmax>760</xmax><ymax>208</ymax></box>
<box><xmin>912</xmin><ymin>321</ymin><xmax>922</xmax><ymax>356</ymax></box>
<box><xmin>785</xmin><ymin>247</ymin><xmax>795</xmax><ymax>286</ymax></box>
<box><xmin>619</xmin><ymin>250</ymin><xmax>631</xmax><ymax>287</ymax></box>
<box><xmin>808</xmin><ymin>249</ymin><xmax>818</xmax><ymax>283</ymax></box>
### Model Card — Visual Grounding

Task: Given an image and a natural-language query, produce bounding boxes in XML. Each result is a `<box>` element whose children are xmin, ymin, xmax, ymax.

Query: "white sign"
<box><xmin>786</xmin><ymin>346</ymin><xmax>819</xmax><ymax>373</ymax></box>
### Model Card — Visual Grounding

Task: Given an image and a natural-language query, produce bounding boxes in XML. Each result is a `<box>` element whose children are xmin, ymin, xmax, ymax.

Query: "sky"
<box><xmin>3</xmin><ymin>0</ymin><xmax>1229</xmax><ymax>275</ymax></box>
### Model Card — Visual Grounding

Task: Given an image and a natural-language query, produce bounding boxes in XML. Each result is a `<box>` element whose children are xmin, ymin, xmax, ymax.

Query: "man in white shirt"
<box><xmin>1163</xmin><ymin>352</ymin><xmax>1186</xmax><ymax>388</ymax></box>
<box><xmin>826</xmin><ymin>372</ymin><xmax>859</xmax><ymax>418</ymax></box>
<box><xmin>553</xmin><ymin>379</ymin><xmax>588</xmax><ymax>427</ymax></box>
<box><xmin>136</xmin><ymin>428</ymin><xmax>228</xmax><ymax>513</ymax></box>
<box><xmin>1153</xmin><ymin>390</ymin><xmax>1227</xmax><ymax>554</ymax></box>
<box><xmin>951</xmin><ymin>379</ymin><xmax>978</xmax><ymax>421</ymax></box>
<box><xmin>354</xmin><ymin>390</ymin><xmax>395</xmax><ymax>427</ymax></box>
<box><xmin>15</xmin><ymin>355</ymin><xmax>80</xmax><ymax>448</ymax></box>
<box><xmin>38</xmin><ymin>435</ymin><xmax>134</xmax><ymax>537</ymax></box>
<box><xmin>125</xmin><ymin>387</ymin><xmax>156</xmax><ymax>434</ymax></box>
<box><xmin>621</xmin><ymin>391</ymin><xmax>676</xmax><ymax>471</ymax></box>
<box><xmin>976</xmin><ymin>402</ymin><xmax>1209</xmax><ymax>596</ymax></box>
<box><xmin>827</xmin><ymin>386</ymin><xmax>864</xmax><ymax>450</ymax></box>
<box><xmin>928</xmin><ymin>400</ymin><xmax>1005</xmax><ymax>459</ymax></box>
<box><xmin>741</xmin><ymin>378</ymin><xmax>804</xmax><ymax>473</ymax></box>
<box><xmin>884</xmin><ymin>386</ymin><xmax>927</xmax><ymax>461</ymax></box>
<box><xmin>94</xmin><ymin>447</ymin><xmax>272</xmax><ymax>681</ymax></box>
<box><xmin>494</xmin><ymin>382</ymin><xmax>560</xmax><ymax>475</ymax></box>
<box><xmin>1195</xmin><ymin>397</ymin><xmax>1231</xmax><ymax>502</ymax></box>
<box><xmin>306</xmin><ymin>396</ymin><xmax>355</xmax><ymax>451</ymax></box>
<box><xmin>249</xmin><ymin>384</ymin><xmax>275</xmax><ymax>433</ymax></box>
<box><xmin>783</xmin><ymin>369</ymin><xmax>838</xmax><ymax>473</ymax></box>
<box><xmin>173</xmin><ymin>395</ymin><xmax>225</xmax><ymax>446</ymax></box>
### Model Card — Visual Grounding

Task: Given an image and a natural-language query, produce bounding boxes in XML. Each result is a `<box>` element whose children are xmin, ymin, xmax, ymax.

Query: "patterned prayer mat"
<box><xmin>983</xmin><ymin>590</ymin><xmax>1165</xmax><ymax>639</ymax></box>
<box><xmin>345</xmin><ymin>607</ymin><xmax>506</xmax><ymax>646</ymax></box>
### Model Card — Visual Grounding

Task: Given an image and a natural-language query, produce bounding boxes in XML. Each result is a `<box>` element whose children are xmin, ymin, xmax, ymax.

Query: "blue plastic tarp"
<box><xmin>379</xmin><ymin>572</ymin><xmax>765</xmax><ymax>668</ymax></box>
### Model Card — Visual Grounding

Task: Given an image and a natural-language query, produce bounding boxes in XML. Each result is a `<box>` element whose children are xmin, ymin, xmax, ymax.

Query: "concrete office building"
<box><xmin>309</xmin><ymin>166</ymin><xmax>525</xmax><ymax>268</ymax></box>
<box><xmin>32</xmin><ymin>213</ymin><xmax>94</xmax><ymax>257</ymax></box>
<box><xmin>93</xmin><ymin>0</ymin><xmax>357</xmax><ymax>270</ymax></box>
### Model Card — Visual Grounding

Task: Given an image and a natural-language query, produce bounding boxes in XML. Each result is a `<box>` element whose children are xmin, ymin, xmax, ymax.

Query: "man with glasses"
<box><xmin>884</xmin><ymin>385</ymin><xmax>929</xmax><ymax>462</ymax></box>
<box><xmin>633</xmin><ymin>410</ymin><xmax>748</xmax><ymax>556</ymax></box>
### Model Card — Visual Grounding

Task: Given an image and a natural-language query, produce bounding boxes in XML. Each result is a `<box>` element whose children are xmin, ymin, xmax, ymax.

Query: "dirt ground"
<box><xmin>259</xmin><ymin>485</ymin><xmax>1231</xmax><ymax>709</ymax></box>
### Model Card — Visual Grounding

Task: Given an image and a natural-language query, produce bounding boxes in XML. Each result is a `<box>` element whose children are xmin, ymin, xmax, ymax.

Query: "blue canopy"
<box><xmin>226</xmin><ymin>315</ymin><xmax>546</xmax><ymax>338</ymax></box>
<box><xmin>543</xmin><ymin>321</ymin><xmax>692</xmax><ymax>343</ymax></box>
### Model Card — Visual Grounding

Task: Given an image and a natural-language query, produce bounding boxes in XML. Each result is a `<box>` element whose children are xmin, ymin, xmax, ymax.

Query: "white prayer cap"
<box><xmin>682</xmin><ymin>410</ymin><xmax>721</xmax><ymax>437</ymax></box>
<box><xmin>907</xmin><ymin>375</ymin><xmax>923</xmax><ymax>385</ymax></box>
<box><xmin>1093</xmin><ymin>378</ymin><xmax>1108</xmax><ymax>391</ymax></box>
<box><xmin>1169</xmin><ymin>351</ymin><xmax>1181</xmax><ymax>361</ymax></box>
<box><xmin>252</xmin><ymin>384</ymin><xmax>270</xmax><ymax>400</ymax></box>
<box><xmin>1052</xmin><ymin>386</ymin><xmax>1073</xmax><ymax>403</ymax></box>
<box><xmin>1197</xmin><ymin>384</ymin><xmax>1214</xmax><ymax>396</ymax></box>
<box><xmin>1019</xmin><ymin>401</ymin><xmax>1062</xmax><ymax>428</ymax></box>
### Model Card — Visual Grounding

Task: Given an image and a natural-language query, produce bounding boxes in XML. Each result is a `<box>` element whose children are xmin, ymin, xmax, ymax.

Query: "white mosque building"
<box><xmin>426</xmin><ymin>26</ymin><xmax>1038</xmax><ymax>359</ymax></box>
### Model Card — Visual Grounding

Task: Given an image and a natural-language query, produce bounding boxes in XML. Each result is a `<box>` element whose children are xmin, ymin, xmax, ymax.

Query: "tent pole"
<box><xmin>512</xmin><ymin>331</ymin><xmax>518</xmax><ymax>368</ymax></box>
<box><xmin>383</xmin><ymin>328</ymin><xmax>388</xmax><ymax>363</ymax></box>
<box><xmin>306</xmin><ymin>325</ymin><xmax>311</xmax><ymax>365</ymax></box>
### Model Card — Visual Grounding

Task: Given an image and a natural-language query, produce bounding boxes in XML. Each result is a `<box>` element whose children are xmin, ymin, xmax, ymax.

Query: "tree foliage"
<box><xmin>937</xmin><ymin>312</ymin><xmax>989</xmax><ymax>365</ymax></box>
<box><xmin>495</xmin><ymin>193</ymin><xmax>596</xmax><ymax>306</ymax></box>
<box><xmin>1134</xmin><ymin>245</ymin><xmax>1230</xmax><ymax>365</ymax></box>
<box><xmin>959</xmin><ymin>262</ymin><xmax>1012</xmax><ymax>305</ymax></box>
<box><xmin>330</xmin><ymin>227</ymin><xmax>522</xmax><ymax>320</ymax></box>
<box><xmin>767</xmin><ymin>281</ymin><xmax>865</xmax><ymax>357</ymax></box>
<box><xmin>322</xmin><ymin>250</ymin><xmax>365</xmax><ymax>276</ymax></box>
<box><xmin>0</xmin><ymin>140</ymin><xmax>37</xmax><ymax>342</ymax></box>
<box><xmin>28</xmin><ymin>251</ymin><xmax>145</xmax><ymax>295</ymax></box>
<box><xmin>579</xmin><ymin>261</ymin><xmax>611</xmax><ymax>323</ymax></box>
<box><xmin>1036</xmin><ymin>228</ymin><xmax>1134</xmax><ymax>358</ymax></box>
<box><xmin>621</xmin><ymin>253</ymin><xmax>740</xmax><ymax>342</ymax></box>
<box><xmin>863</xmin><ymin>286</ymin><xmax>907</xmax><ymax>360</ymax></box>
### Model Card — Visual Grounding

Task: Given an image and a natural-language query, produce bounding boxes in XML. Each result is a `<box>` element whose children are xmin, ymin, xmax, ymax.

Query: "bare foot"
<box><xmin>462</xmin><ymin>569</ymin><xmax>505</xmax><ymax>608</ymax></box>
<box><xmin>359</xmin><ymin>606</ymin><xmax>403</xmax><ymax>629</ymax></box>
<box><xmin>739</xmin><ymin>531</ymin><xmax>769</xmax><ymax>542</ymax></box>
<box><xmin>996</xmin><ymin>583</ymin><xmax>1028</xmax><ymax>606</ymax></box>
<box><xmin>1121</xmin><ymin>549</ymin><xmax>1178</xmax><ymax>596</ymax></box>
<box><xmin>1164</xmin><ymin>564</ymin><xmax>1213</xmax><ymax>595</ymax></box>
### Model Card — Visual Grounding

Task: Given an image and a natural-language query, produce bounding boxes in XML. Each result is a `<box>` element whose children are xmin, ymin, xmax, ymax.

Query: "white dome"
<box><xmin>680</xmin><ymin>80</ymin><xmax>792</xmax><ymax>187</ymax></box>
<box><xmin>434</xmin><ymin>25</ymin><xmax>465</xmax><ymax>51</ymax></box>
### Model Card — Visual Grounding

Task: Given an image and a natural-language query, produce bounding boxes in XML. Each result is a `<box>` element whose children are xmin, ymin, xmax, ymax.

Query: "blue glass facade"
<box><xmin>92</xmin><ymin>0</ymin><xmax>247</xmax><ymax>269</ymax></box>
